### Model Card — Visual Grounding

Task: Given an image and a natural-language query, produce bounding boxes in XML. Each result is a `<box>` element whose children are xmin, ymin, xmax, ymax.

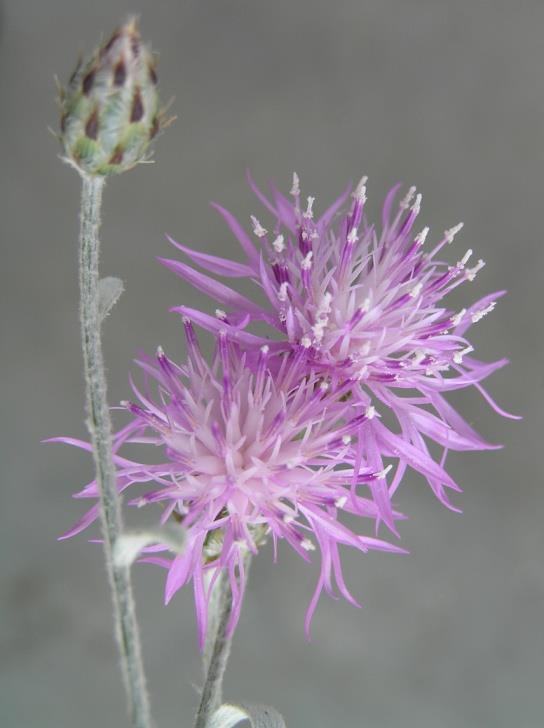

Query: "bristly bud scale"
<box><xmin>58</xmin><ymin>17</ymin><xmax>164</xmax><ymax>176</ymax></box>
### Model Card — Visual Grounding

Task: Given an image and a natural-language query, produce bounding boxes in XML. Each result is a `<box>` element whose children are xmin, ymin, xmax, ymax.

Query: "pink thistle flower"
<box><xmin>50</xmin><ymin>321</ymin><xmax>405</xmax><ymax>647</ymax></box>
<box><xmin>161</xmin><ymin>174</ymin><xmax>519</xmax><ymax>530</ymax></box>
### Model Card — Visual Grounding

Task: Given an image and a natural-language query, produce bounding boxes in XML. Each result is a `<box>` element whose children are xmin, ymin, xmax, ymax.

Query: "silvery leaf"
<box><xmin>98</xmin><ymin>276</ymin><xmax>124</xmax><ymax>323</ymax></box>
<box><xmin>209</xmin><ymin>703</ymin><xmax>286</xmax><ymax>728</ymax></box>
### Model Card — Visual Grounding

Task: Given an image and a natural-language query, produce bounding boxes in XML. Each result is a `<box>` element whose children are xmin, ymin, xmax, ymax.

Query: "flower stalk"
<box><xmin>195</xmin><ymin>555</ymin><xmax>252</xmax><ymax>728</ymax></box>
<box><xmin>79</xmin><ymin>174</ymin><xmax>152</xmax><ymax>728</ymax></box>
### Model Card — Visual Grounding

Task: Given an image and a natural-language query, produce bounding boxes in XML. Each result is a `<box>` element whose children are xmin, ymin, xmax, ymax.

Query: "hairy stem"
<box><xmin>79</xmin><ymin>175</ymin><xmax>152</xmax><ymax>728</ymax></box>
<box><xmin>195</xmin><ymin>556</ymin><xmax>251</xmax><ymax>728</ymax></box>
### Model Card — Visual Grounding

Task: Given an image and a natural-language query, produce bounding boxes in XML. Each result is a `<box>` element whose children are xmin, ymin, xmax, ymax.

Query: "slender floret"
<box><xmin>162</xmin><ymin>174</ymin><xmax>518</xmax><ymax>527</ymax></box>
<box><xmin>50</xmin><ymin>323</ymin><xmax>405</xmax><ymax>647</ymax></box>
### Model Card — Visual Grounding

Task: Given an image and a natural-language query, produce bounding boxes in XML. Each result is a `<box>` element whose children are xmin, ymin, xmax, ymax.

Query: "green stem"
<box><xmin>79</xmin><ymin>175</ymin><xmax>152</xmax><ymax>728</ymax></box>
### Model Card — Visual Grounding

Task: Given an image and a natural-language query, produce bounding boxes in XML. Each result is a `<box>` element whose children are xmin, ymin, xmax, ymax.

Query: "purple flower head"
<box><xmin>162</xmin><ymin>174</ymin><xmax>518</xmax><ymax>529</ymax></box>
<box><xmin>52</xmin><ymin>321</ymin><xmax>405</xmax><ymax>647</ymax></box>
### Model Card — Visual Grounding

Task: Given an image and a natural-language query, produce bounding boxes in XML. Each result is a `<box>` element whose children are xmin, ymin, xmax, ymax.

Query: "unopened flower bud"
<box><xmin>59</xmin><ymin>18</ymin><xmax>163</xmax><ymax>176</ymax></box>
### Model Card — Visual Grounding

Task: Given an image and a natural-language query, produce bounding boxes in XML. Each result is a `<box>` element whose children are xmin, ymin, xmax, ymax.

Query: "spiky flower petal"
<box><xmin>163</xmin><ymin>175</ymin><xmax>518</xmax><ymax>529</ymax></box>
<box><xmin>52</xmin><ymin>323</ymin><xmax>405</xmax><ymax>646</ymax></box>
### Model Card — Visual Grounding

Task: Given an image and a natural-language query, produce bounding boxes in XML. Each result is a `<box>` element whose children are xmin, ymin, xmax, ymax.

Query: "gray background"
<box><xmin>1</xmin><ymin>1</ymin><xmax>542</xmax><ymax>726</ymax></box>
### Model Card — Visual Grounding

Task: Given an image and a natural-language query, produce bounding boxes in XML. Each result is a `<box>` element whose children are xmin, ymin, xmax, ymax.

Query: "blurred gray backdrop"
<box><xmin>1</xmin><ymin>1</ymin><xmax>542</xmax><ymax>726</ymax></box>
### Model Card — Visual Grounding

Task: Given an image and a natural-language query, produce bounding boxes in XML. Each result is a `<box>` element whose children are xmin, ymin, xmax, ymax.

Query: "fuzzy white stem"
<box><xmin>79</xmin><ymin>175</ymin><xmax>152</xmax><ymax>728</ymax></box>
<box><xmin>195</xmin><ymin>556</ymin><xmax>251</xmax><ymax>728</ymax></box>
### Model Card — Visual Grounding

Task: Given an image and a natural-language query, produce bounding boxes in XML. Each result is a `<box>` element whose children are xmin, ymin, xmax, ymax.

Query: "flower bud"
<box><xmin>59</xmin><ymin>18</ymin><xmax>162</xmax><ymax>176</ymax></box>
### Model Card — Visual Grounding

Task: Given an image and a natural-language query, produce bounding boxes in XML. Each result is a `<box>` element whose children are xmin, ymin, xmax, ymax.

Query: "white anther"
<box><xmin>400</xmin><ymin>186</ymin><xmax>416</xmax><ymax>209</ymax></box>
<box><xmin>301</xmin><ymin>251</ymin><xmax>313</xmax><ymax>270</ymax></box>
<box><xmin>283</xmin><ymin>513</ymin><xmax>296</xmax><ymax>524</ymax></box>
<box><xmin>444</xmin><ymin>222</ymin><xmax>464</xmax><ymax>244</ymax></box>
<box><xmin>301</xmin><ymin>538</ymin><xmax>316</xmax><ymax>552</ymax></box>
<box><xmin>453</xmin><ymin>345</ymin><xmax>474</xmax><ymax>364</ymax></box>
<box><xmin>411</xmin><ymin>193</ymin><xmax>422</xmax><ymax>216</ymax></box>
<box><xmin>303</xmin><ymin>196</ymin><xmax>315</xmax><ymax>219</ymax></box>
<box><xmin>415</xmin><ymin>227</ymin><xmax>429</xmax><ymax>246</ymax></box>
<box><xmin>347</xmin><ymin>227</ymin><xmax>359</xmax><ymax>244</ymax></box>
<box><xmin>360</xmin><ymin>297</ymin><xmax>371</xmax><ymax>313</ymax></box>
<box><xmin>182</xmin><ymin>315</ymin><xmax>191</xmax><ymax>324</ymax></box>
<box><xmin>156</xmin><ymin>345</ymin><xmax>165</xmax><ymax>357</ymax></box>
<box><xmin>353</xmin><ymin>175</ymin><xmax>368</xmax><ymax>203</ymax></box>
<box><xmin>290</xmin><ymin>172</ymin><xmax>300</xmax><ymax>196</ymax></box>
<box><xmin>272</xmin><ymin>234</ymin><xmax>285</xmax><ymax>253</ymax></box>
<box><xmin>278</xmin><ymin>281</ymin><xmax>289</xmax><ymax>301</ymax></box>
<box><xmin>409</xmin><ymin>282</ymin><xmax>423</xmax><ymax>298</ymax></box>
<box><xmin>357</xmin><ymin>365</ymin><xmax>369</xmax><ymax>380</ymax></box>
<box><xmin>377</xmin><ymin>464</ymin><xmax>393</xmax><ymax>479</ymax></box>
<box><xmin>465</xmin><ymin>259</ymin><xmax>485</xmax><ymax>281</ymax></box>
<box><xmin>316</xmin><ymin>292</ymin><xmax>332</xmax><ymax>318</ymax></box>
<box><xmin>312</xmin><ymin>321</ymin><xmax>326</xmax><ymax>342</ymax></box>
<box><xmin>451</xmin><ymin>308</ymin><xmax>466</xmax><ymax>327</ymax></box>
<box><xmin>412</xmin><ymin>349</ymin><xmax>426</xmax><ymax>365</ymax></box>
<box><xmin>471</xmin><ymin>301</ymin><xmax>495</xmax><ymax>323</ymax></box>
<box><xmin>215</xmin><ymin>309</ymin><xmax>227</xmax><ymax>320</ymax></box>
<box><xmin>300</xmin><ymin>336</ymin><xmax>312</xmax><ymax>348</ymax></box>
<box><xmin>342</xmin><ymin>435</ymin><xmax>352</xmax><ymax>445</ymax></box>
<box><xmin>319</xmin><ymin>380</ymin><xmax>329</xmax><ymax>391</ymax></box>
<box><xmin>335</xmin><ymin>496</ymin><xmax>348</xmax><ymax>508</ymax></box>
<box><xmin>365</xmin><ymin>405</ymin><xmax>376</xmax><ymax>420</ymax></box>
<box><xmin>250</xmin><ymin>215</ymin><xmax>267</xmax><ymax>238</ymax></box>
<box><xmin>459</xmin><ymin>249</ymin><xmax>473</xmax><ymax>267</ymax></box>
<box><xmin>260</xmin><ymin>345</ymin><xmax>270</xmax><ymax>355</ymax></box>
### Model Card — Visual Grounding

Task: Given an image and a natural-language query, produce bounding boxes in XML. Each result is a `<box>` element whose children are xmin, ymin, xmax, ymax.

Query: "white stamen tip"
<box><xmin>283</xmin><ymin>513</ymin><xmax>296</xmax><ymax>524</ymax></box>
<box><xmin>342</xmin><ymin>435</ymin><xmax>352</xmax><ymax>445</ymax></box>
<box><xmin>444</xmin><ymin>222</ymin><xmax>464</xmax><ymax>244</ymax></box>
<box><xmin>260</xmin><ymin>344</ymin><xmax>270</xmax><ymax>355</ymax></box>
<box><xmin>415</xmin><ymin>227</ymin><xmax>429</xmax><ymax>246</ymax></box>
<box><xmin>451</xmin><ymin>308</ymin><xmax>466</xmax><ymax>327</ymax></box>
<box><xmin>347</xmin><ymin>227</ymin><xmax>359</xmax><ymax>244</ymax></box>
<box><xmin>290</xmin><ymin>172</ymin><xmax>300</xmax><ymax>196</ymax></box>
<box><xmin>272</xmin><ymin>234</ymin><xmax>285</xmax><ymax>253</ymax></box>
<box><xmin>300</xmin><ymin>336</ymin><xmax>312</xmax><ymax>349</ymax></box>
<box><xmin>182</xmin><ymin>316</ymin><xmax>191</xmax><ymax>325</ymax></box>
<box><xmin>278</xmin><ymin>281</ymin><xmax>289</xmax><ymax>302</ymax></box>
<box><xmin>301</xmin><ymin>538</ymin><xmax>316</xmax><ymax>552</ymax></box>
<box><xmin>120</xmin><ymin>400</ymin><xmax>130</xmax><ymax>408</ymax></box>
<box><xmin>401</xmin><ymin>186</ymin><xmax>416</xmax><ymax>209</ymax></box>
<box><xmin>319</xmin><ymin>380</ymin><xmax>329</xmax><ymax>391</ymax></box>
<box><xmin>215</xmin><ymin>309</ymin><xmax>227</xmax><ymax>320</ymax></box>
<box><xmin>466</xmin><ymin>259</ymin><xmax>485</xmax><ymax>281</ymax></box>
<box><xmin>335</xmin><ymin>496</ymin><xmax>348</xmax><ymax>508</ymax></box>
<box><xmin>250</xmin><ymin>215</ymin><xmax>267</xmax><ymax>238</ymax></box>
<box><xmin>409</xmin><ymin>282</ymin><xmax>423</xmax><ymax>298</ymax></box>
<box><xmin>365</xmin><ymin>405</ymin><xmax>376</xmax><ymax>420</ymax></box>
<box><xmin>156</xmin><ymin>345</ymin><xmax>165</xmax><ymax>357</ymax></box>
<box><xmin>460</xmin><ymin>249</ymin><xmax>473</xmax><ymax>267</ymax></box>
<box><xmin>453</xmin><ymin>345</ymin><xmax>474</xmax><ymax>364</ymax></box>
<box><xmin>377</xmin><ymin>464</ymin><xmax>393</xmax><ymax>480</ymax></box>
<box><xmin>471</xmin><ymin>301</ymin><xmax>495</xmax><ymax>323</ymax></box>
<box><xmin>354</xmin><ymin>176</ymin><xmax>368</xmax><ymax>203</ymax></box>
<box><xmin>360</xmin><ymin>297</ymin><xmax>371</xmax><ymax>313</ymax></box>
<box><xmin>411</xmin><ymin>193</ymin><xmax>422</xmax><ymax>215</ymax></box>
<box><xmin>303</xmin><ymin>196</ymin><xmax>315</xmax><ymax>219</ymax></box>
<box><xmin>301</xmin><ymin>251</ymin><xmax>313</xmax><ymax>270</ymax></box>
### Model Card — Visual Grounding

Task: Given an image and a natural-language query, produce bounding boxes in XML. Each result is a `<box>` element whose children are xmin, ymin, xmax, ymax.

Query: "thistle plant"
<box><xmin>55</xmin><ymin>17</ymin><xmax>165</xmax><ymax>728</ymax></box>
<box><xmin>52</xmin><ymin>18</ymin><xmax>516</xmax><ymax>728</ymax></box>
